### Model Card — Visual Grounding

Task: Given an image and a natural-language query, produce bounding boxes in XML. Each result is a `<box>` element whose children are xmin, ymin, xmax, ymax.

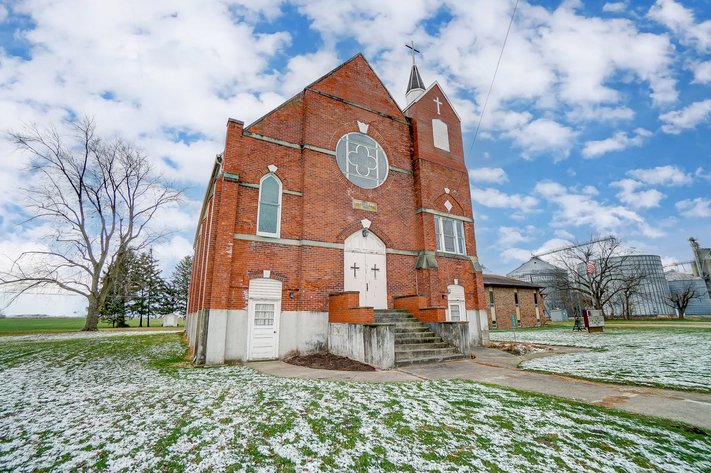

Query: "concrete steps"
<box><xmin>374</xmin><ymin>309</ymin><xmax>465</xmax><ymax>367</ymax></box>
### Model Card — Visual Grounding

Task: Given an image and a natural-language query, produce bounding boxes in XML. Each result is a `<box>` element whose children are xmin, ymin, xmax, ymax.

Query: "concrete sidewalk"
<box><xmin>248</xmin><ymin>347</ymin><xmax>711</xmax><ymax>431</ymax></box>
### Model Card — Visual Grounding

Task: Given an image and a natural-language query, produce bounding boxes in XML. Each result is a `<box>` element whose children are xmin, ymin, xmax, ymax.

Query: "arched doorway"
<box><xmin>447</xmin><ymin>283</ymin><xmax>466</xmax><ymax>322</ymax></box>
<box><xmin>344</xmin><ymin>230</ymin><xmax>387</xmax><ymax>309</ymax></box>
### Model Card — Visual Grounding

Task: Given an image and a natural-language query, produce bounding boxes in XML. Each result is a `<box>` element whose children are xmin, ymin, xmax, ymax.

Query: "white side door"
<box><xmin>247</xmin><ymin>278</ymin><xmax>282</xmax><ymax>360</ymax></box>
<box><xmin>447</xmin><ymin>284</ymin><xmax>466</xmax><ymax>322</ymax></box>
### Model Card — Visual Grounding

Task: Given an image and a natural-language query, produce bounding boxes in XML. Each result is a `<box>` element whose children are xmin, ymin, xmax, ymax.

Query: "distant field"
<box><xmin>0</xmin><ymin>317</ymin><xmax>183</xmax><ymax>335</ymax></box>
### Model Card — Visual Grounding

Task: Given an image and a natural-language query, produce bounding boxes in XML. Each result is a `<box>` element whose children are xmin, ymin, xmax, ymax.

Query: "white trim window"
<box><xmin>434</xmin><ymin>216</ymin><xmax>466</xmax><ymax>255</ymax></box>
<box><xmin>257</xmin><ymin>173</ymin><xmax>282</xmax><ymax>237</ymax></box>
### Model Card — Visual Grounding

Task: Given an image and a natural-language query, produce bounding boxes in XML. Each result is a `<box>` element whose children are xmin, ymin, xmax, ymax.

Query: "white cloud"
<box><xmin>582</xmin><ymin>128</ymin><xmax>652</xmax><ymax>158</ymax></box>
<box><xmin>508</xmin><ymin>118</ymin><xmax>577</xmax><ymax>159</ymax></box>
<box><xmin>648</xmin><ymin>0</ymin><xmax>711</xmax><ymax>53</ymax></box>
<box><xmin>566</xmin><ymin>105</ymin><xmax>634</xmax><ymax>122</ymax></box>
<box><xmin>152</xmin><ymin>235</ymin><xmax>194</xmax><ymax>274</ymax></box>
<box><xmin>498</xmin><ymin>225</ymin><xmax>535</xmax><ymax>247</ymax></box>
<box><xmin>610</xmin><ymin>179</ymin><xmax>665</xmax><ymax>209</ymax></box>
<box><xmin>582</xmin><ymin>185</ymin><xmax>599</xmax><ymax>196</ymax></box>
<box><xmin>0</xmin><ymin>5</ymin><xmax>8</xmax><ymax>22</ymax></box>
<box><xmin>500</xmin><ymin>247</ymin><xmax>533</xmax><ymax>264</ymax></box>
<box><xmin>472</xmin><ymin>187</ymin><xmax>538</xmax><ymax>212</ymax></box>
<box><xmin>660</xmin><ymin>99</ymin><xmax>711</xmax><ymax>134</ymax></box>
<box><xmin>500</xmin><ymin>237</ymin><xmax>573</xmax><ymax>265</ymax></box>
<box><xmin>534</xmin><ymin>180</ymin><xmax>662</xmax><ymax>237</ymax></box>
<box><xmin>603</xmin><ymin>2</ymin><xmax>626</xmax><ymax>13</ymax></box>
<box><xmin>468</xmin><ymin>167</ymin><xmax>508</xmax><ymax>184</ymax></box>
<box><xmin>695</xmin><ymin>167</ymin><xmax>711</xmax><ymax>182</ymax></box>
<box><xmin>691</xmin><ymin>61</ymin><xmax>711</xmax><ymax>84</ymax></box>
<box><xmin>554</xmin><ymin>229</ymin><xmax>575</xmax><ymax>240</ymax></box>
<box><xmin>627</xmin><ymin>165</ymin><xmax>692</xmax><ymax>186</ymax></box>
<box><xmin>676</xmin><ymin>198</ymin><xmax>711</xmax><ymax>218</ymax></box>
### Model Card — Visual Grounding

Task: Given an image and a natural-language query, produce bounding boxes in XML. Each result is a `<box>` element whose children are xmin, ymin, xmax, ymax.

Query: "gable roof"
<box><xmin>483</xmin><ymin>274</ymin><xmax>544</xmax><ymax>289</ymax></box>
<box><xmin>402</xmin><ymin>80</ymin><xmax>462</xmax><ymax>122</ymax></box>
<box><xmin>246</xmin><ymin>53</ymin><xmax>407</xmax><ymax>133</ymax></box>
<box><xmin>306</xmin><ymin>52</ymin><xmax>405</xmax><ymax>120</ymax></box>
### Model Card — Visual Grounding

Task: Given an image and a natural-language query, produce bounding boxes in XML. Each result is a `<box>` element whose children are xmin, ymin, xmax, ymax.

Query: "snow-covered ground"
<box><xmin>490</xmin><ymin>328</ymin><xmax>711</xmax><ymax>392</ymax></box>
<box><xmin>1</xmin><ymin>333</ymin><xmax>709</xmax><ymax>472</ymax></box>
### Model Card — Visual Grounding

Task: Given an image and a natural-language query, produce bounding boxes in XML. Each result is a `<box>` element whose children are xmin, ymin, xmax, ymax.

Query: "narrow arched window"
<box><xmin>257</xmin><ymin>174</ymin><xmax>281</xmax><ymax>237</ymax></box>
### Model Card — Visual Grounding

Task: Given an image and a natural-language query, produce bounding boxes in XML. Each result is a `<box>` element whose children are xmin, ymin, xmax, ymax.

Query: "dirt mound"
<box><xmin>489</xmin><ymin>341</ymin><xmax>552</xmax><ymax>356</ymax></box>
<box><xmin>285</xmin><ymin>352</ymin><xmax>376</xmax><ymax>371</ymax></box>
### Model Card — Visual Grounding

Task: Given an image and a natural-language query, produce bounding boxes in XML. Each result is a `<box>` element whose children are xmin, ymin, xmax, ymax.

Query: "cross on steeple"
<box><xmin>405</xmin><ymin>41</ymin><xmax>426</xmax><ymax>104</ymax></box>
<box><xmin>406</xmin><ymin>41</ymin><xmax>420</xmax><ymax>66</ymax></box>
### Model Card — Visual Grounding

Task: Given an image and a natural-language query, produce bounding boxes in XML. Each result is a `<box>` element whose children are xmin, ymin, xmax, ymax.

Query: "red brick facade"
<box><xmin>188</xmin><ymin>54</ymin><xmax>486</xmax><ymax>321</ymax></box>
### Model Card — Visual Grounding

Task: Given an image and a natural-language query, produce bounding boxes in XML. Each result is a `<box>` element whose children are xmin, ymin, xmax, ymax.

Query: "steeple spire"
<box><xmin>405</xmin><ymin>41</ymin><xmax>425</xmax><ymax>104</ymax></box>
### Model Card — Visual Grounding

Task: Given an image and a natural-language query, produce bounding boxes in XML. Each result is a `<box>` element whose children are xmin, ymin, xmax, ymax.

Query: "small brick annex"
<box><xmin>483</xmin><ymin>274</ymin><xmax>546</xmax><ymax>330</ymax></box>
<box><xmin>185</xmin><ymin>54</ymin><xmax>489</xmax><ymax>365</ymax></box>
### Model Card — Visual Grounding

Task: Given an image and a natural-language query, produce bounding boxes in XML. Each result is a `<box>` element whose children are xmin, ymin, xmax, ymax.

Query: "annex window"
<box><xmin>434</xmin><ymin>216</ymin><xmax>466</xmax><ymax>255</ymax></box>
<box><xmin>257</xmin><ymin>174</ymin><xmax>282</xmax><ymax>237</ymax></box>
<box><xmin>489</xmin><ymin>289</ymin><xmax>495</xmax><ymax>306</ymax></box>
<box><xmin>534</xmin><ymin>292</ymin><xmax>538</xmax><ymax>305</ymax></box>
<box><xmin>514</xmin><ymin>290</ymin><xmax>519</xmax><ymax>306</ymax></box>
<box><xmin>335</xmin><ymin>132</ymin><xmax>389</xmax><ymax>189</ymax></box>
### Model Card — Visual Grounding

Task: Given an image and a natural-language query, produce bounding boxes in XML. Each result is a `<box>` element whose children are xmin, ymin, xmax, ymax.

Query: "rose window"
<box><xmin>335</xmin><ymin>132</ymin><xmax>389</xmax><ymax>189</ymax></box>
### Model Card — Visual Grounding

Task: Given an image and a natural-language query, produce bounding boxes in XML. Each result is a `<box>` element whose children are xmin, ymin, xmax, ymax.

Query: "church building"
<box><xmin>186</xmin><ymin>53</ymin><xmax>489</xmax><ymax>367</ymax></box>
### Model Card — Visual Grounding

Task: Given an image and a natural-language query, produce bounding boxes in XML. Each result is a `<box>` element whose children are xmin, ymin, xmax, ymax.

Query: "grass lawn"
<box><xmin>0</xmin><ymin>317</ymin><xmax>183</xmax><ymax>335</ymax></box>
<box><xmin>0</xmin><ymin>333</ymin><xmax>709</xmax><ymax>472</ymax></box>
<box><xmin>490</xmin><ymin>326</ymin><xmax>711</xmax><ymax>392</ymax></box>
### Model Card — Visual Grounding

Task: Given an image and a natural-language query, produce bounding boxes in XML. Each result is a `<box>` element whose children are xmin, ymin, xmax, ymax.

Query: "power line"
<box><xmin>465</xmin><ymin>0</ymin><xmax>520</xmax><ymax>160</ymax></box>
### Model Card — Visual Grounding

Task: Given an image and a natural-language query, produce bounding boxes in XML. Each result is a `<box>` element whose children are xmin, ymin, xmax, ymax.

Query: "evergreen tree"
<box><xmin>128</xmin><ymin>250</ymin><xmax>163</xmax><ymax>327</ymax></box>
<box><xmin>99</xmin><ymin>249</ymin><xmax>138</xmax><ymax>328</ymax></box>
<box><xmin>170</xmin><ymin>255</ymin><xmax>192</xmax><ymax>315</ymax></box>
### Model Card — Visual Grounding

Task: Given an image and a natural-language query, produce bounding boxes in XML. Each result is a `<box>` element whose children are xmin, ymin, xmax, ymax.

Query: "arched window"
<box><xmin>257</xmin><ymin>174</ymin><xmax>282</xmax><ymax>237</ymax></box>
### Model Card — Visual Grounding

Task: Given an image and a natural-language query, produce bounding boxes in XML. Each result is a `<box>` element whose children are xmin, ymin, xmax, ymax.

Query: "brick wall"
<box><xmin>486</xmin><ymin>285</ymin><xmax>544</xmax><ymax>329</ymax></box>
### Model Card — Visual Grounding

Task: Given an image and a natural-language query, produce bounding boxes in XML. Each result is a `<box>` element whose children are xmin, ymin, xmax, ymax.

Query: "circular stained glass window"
<box><xmin>335</xmin><ymin>132</ymin><xmax>389</xmax><ymax>189</ymax></box>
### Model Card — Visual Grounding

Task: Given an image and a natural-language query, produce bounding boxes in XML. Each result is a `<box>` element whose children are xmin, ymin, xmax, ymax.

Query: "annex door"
<box><xmin>344</xmin><ymin>230</ymin><xmax>387</xmax><ymax>309</ymax></box>
<box><xmin>247</xmin><ymin>278</ymin><xmax>282</xmax><ymax>360</ymax></box>
<box><xmin>447</xmin><ymin>284</ymin><xmax>466</xmax><ymax>322</ymax></box>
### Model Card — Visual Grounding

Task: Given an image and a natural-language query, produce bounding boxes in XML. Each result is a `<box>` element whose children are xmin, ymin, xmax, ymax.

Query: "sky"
<box><xmin>0</xmin><ymin>0</ymin><xmax>709</xmax><ymax>315</ymax></box>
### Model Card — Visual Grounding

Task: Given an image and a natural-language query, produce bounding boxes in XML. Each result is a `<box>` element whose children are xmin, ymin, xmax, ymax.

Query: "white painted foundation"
<box><xmin>187</xmin><ymin>309</ymin><xmax>328</xmax><ymax>365</ymax></box>
<box><xmin>467</xmin><ymin>309</ymin><xmax>490</xmax><ymax>348</ymax></box>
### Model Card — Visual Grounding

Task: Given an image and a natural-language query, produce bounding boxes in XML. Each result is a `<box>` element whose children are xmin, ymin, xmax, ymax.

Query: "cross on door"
<box><xmin>371</xmin><ymin>264</ymin><xmax>380</xmax><ymax>280</ymax></box>
<box><xmin>350</xmin><ymin>263</ymin><xmax>360</xmax><ymax>278</ymax></box>
<box><xmin>433</xmin><ymin>97</ymin><xmax>442</xmax><ymax>115</ymax></box>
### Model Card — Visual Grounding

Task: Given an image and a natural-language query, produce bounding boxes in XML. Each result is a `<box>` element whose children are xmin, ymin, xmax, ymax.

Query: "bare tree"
<box><xmin>665</xmin><ymin>280</ymin><xmax>702</xmax><ymax>319</ymax></box>
<box><xmin>1</xmin><ymin>118</ymin><xmax>182</xmax><ymax>331</ymax></box>
<box><xmin>551</xmin><ymin>236</ymin><xmax>632</xmax><ymax>317</ymax></box>
<box><xmin>610</xmin><ymin>268</ymin><xmax>647</xmax><ymax>319</ymax></box>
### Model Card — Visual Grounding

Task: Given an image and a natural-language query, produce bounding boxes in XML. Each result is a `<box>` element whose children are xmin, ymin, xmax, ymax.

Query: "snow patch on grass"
<box><xmin>490</xmin><ymin>328</ymin><xmax>711</xmax><ymax>391</ymax></box>
<box><xmin>0</xmin><ymin>333</ymin><xmax>709</xmax><ymax>472</ymax></box>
